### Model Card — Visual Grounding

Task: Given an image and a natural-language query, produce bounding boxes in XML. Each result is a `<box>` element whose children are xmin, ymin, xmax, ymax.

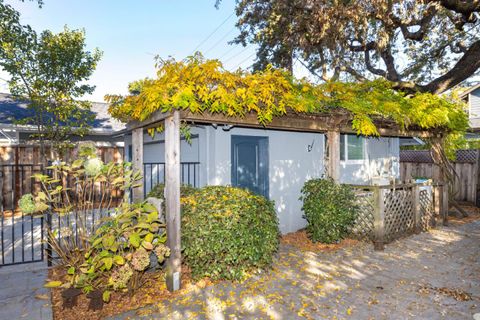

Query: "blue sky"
<box><xmin>1</xmin><ymin>0</ymin><xmax>267</xmax><ymax>102</ymax></box>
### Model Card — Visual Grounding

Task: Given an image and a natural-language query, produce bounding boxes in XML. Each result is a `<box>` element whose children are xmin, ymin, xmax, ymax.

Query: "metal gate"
<box><xmin>0</xmin><ymin>164</ymin><xmax>46</xmax><ymax>266</ymax></box>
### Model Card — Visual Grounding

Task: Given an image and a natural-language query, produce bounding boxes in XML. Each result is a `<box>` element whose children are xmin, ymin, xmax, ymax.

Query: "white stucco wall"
<box><xmin>206</xmin><ymin>126</ymin><xmax>325</xmax><ymax>234</ymax></box>
<box><xmin>125</xmin><ymin>125</ymin><xmax>400</xmax><ymax>234</ymax></box>
<box><xmin>339</xmin><ymin>136</ymin><xmax>400</xmax><ymax>185</ymax></box>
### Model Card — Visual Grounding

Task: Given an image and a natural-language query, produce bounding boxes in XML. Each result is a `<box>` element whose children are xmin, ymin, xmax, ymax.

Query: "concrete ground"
<box><xmin>0</xmin><ymin>262</ymin><xmax>52</xmax><ymax>320</ymax></box>
<box><xmin>113</xmin><ymin>221</ymin><xmax>480</xmax><ymax>320</ymax></box>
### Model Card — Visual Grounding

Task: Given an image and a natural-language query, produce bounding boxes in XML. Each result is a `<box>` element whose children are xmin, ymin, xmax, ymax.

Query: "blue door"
<box><xmin>231</xmin><ymin>135</ymin><xmax>269</xmax><ymax>198</ymax></box>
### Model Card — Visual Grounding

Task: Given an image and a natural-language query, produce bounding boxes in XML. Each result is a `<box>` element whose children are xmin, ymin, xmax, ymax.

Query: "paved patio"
<box><xmin>0</xmin><ymin>262</ymin><xmax>52</xmax><ymax>320</ymax></box>
<box><xmin>112</xmin><ymin>221</ymin><xmax>480</xmax><ymax>320</ymax></box>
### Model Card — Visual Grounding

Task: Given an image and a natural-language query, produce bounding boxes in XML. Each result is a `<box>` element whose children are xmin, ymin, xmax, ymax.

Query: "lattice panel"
<box><xmin>420</xmin><ymin>189</ymin><xmax>435</xmax><ymax>231</ymax></box>
<box><xmin>455</xmin><ymin>150</ymin><xmax>478</xmax><ymax>163</ymax></box>
<box><xmin>351</xmin><ymin>191</ymin><xmax>375</xmax><ymax>240</ymax></box>
<box><xmin>384</xmin><ymin>188</ymin><xmax>415</xmax><ymax>242</ymax></box>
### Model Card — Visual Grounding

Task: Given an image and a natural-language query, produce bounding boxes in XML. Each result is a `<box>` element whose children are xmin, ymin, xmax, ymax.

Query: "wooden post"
<box><xmin>326</xmin><ymin>130</ymin><xmax>340</xmax><ymax>181</ymax></box>
<box><xmin>131</xmin><ymin>128</ymin><xmax>144</xmax><ymax>202</ymax></box>
<box><xmin>373</xmin><ymin>186</ymin><xmax>385</xmax><ymax>251</ymax></box>
<box><xmin>442</xmin><ymin>183</ymin><xmax>449</xmax><ymax>226</ymax></box>
<box><xmin>413</xmin><ymin>184</ymin><xmax>421</xmax><ymax>233</ymax></box>
<box><xmin>164</xmin><ymin>111</ymin><xmax>181</xmax><ymax>292</ymax></box>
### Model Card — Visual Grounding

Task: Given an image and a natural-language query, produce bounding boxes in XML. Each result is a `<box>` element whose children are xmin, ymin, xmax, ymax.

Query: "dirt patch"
<box><xmin>448</xmin><ymin>203</ymin><xmax>480</xmax><ymax>225</ymax></box>
<box><xmin>48</xmin><ymin>265</ymin><xmax>214</xmax><ymax>320</ymax></box>
<box><xmin>281</xmin><ymin>229</ymin><xmax>359</xmax><ymax>252</ymax></box>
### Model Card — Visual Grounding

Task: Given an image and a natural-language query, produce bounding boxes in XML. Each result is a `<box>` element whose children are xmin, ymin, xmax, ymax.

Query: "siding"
<box><xmin>130</xmin><ymin>125</ymin><xmax>400</xmax><ymax>234</ymax></box>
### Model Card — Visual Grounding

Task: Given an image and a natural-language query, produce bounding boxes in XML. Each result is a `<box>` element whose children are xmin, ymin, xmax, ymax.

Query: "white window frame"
<box><xmin>340</xmin><ymin>134</ymin><xmax>366</xmax><ymax>164</ymax></box>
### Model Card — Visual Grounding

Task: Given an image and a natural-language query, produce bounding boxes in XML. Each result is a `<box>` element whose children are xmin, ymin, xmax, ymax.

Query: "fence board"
<box><xmin>400</xmin><ymin>150</ymin><xmax>478</xmax><ymax>203</ymax></box>
<box><xmin>0</xmin><ymin>145</ymin><xmax>124</xmax><ymax>210</ymax></box>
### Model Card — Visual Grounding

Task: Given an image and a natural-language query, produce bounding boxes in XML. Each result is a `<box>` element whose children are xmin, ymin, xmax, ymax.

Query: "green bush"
<box><xmin>181</xmin><ymin>186</ymin><xmax>279</xmax><ymax>280</ymax></box>
<box><xmin>147</xmin><ymin>183</ymin><xmax>197</xmax><ymax>199</ymax></box>
<box><xmin>300</xmin><ymin>178</ymin><xmax>357</xmax><ymax>244</ymax></box>
<box><xmin>46</xmin><ymin>202</ymin><xmax>170</xmax><ymax>303</ymax></box>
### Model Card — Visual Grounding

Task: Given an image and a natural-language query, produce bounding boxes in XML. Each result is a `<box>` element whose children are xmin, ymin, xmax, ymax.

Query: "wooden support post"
<box><xmin>165</xmin><ymin>111</ymin><xmax>181</xmax><ymax>292</ymax></box>
<box><xmin>373</xmin><ymin>186</ymin><xmax>385</xmax><ymax>251</ymax></box>
<box><xmin>442</xmin><ymin>183</ymin><xmax>449</xmax><ymax>226</ymax></box>
<box><xmin>132</xmin><ymin>128</ymin><xmax>144</xmax><ymax>202</ymax></box>
<box><xmin>326</xmin><ymin>130</ymin><xmax>340</xmax><ymax>181</ymax></box>
<box><xmin>413</xmin><ymin>184</ymin><xmax>421</xmax><ymax>233</ymax></box>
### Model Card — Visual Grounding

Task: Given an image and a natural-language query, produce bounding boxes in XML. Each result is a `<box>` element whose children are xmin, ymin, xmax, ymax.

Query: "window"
<box><xmin>340</xmin><ymin>134</ymin><xmax>365</xmax><ymax>161</ymax></box>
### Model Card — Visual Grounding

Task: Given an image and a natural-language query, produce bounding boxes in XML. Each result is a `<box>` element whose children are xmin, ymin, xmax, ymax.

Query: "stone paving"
<box><xmin>0</xmin><ymin>262</ymin><xmax>52</xmax><ymax>320</ymax></box>
<box><xmin>113</xmin><ymin>221</ymin><xmax>480</xmax><ymax>320</ymax></box>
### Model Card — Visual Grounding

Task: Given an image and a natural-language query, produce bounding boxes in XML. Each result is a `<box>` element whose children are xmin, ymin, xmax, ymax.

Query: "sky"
<box><xmin>1</xmin><ymin>0</ymin><xmax>294</xmax><ymax>102</ymax></box>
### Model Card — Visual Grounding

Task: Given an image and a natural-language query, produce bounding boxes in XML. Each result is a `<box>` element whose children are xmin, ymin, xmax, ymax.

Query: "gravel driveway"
<box><xmin>113</xmin><ymin>220</ymin><xmax>480</xmax><ymax>320</ymax></box>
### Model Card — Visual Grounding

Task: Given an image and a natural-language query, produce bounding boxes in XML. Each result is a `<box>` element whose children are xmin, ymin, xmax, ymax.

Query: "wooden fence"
<box><xmin>0</xmin><ymin>145</ymin><xmax>124</xmax><ymax>210</ymax></box>
<box><xmin>400</xmin><ymin>149</ymin><xmax>479</xmax><ymax>204</ymax></box>
<box><xmin>351</xmin><ymin>182</ymin><xmax>448</xmax><ymax>250</ymax></box>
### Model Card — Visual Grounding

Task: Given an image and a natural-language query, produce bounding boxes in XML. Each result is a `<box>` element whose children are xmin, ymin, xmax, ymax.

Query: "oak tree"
<box><xmin>228</xmin><ymin>0</ymin><xmax>480</xmax><ymax>94</ymax></box>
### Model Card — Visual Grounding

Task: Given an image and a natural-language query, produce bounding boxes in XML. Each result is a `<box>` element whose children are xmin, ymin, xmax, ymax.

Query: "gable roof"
<box><xmin>459</xmin><ymin>83</ymin><xmax>480</xmax><ymax>99</ymax></box>
<box><xmin>0</xmin><ymin>93</ymin><xmax>125</xmax><ymax>133</ymax></box>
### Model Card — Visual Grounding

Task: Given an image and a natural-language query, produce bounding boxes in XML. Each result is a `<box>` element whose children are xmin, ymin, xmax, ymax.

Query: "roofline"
<box><xmin>0</xmin><ymin>123</ymin><xmax>122</xmax><ymax>135</ymax></box>
<box><xmin>458</xmin><ymin>83</ymin><xmax>480</xmax><ymax>99</ymax></box>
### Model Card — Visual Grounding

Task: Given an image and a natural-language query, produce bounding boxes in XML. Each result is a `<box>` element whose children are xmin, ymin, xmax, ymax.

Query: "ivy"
<box><xmin>106</xmin><ymin>53</ymin><xmax>468</xmax><ymax>150</ymax></box>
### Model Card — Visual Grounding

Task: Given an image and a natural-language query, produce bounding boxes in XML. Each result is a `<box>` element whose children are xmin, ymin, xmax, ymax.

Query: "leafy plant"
<box><xmin>181</xmin><ymin>186</ymin><xmax>279</xmax><ymax>280</ymax></box>
<box><xmin>300</xmin><ymin>178</ymin><xmax>358</xmax><ymax>244</ymax></box>
<box><xmin>23</xmin><ymin>147</ymin><xmax>142</xmax><ymax>270</ymax></box>
<box><xmin>58</xmin><ymin>202</ymin><xmax>170</xmax><ymax>302</ymax></box>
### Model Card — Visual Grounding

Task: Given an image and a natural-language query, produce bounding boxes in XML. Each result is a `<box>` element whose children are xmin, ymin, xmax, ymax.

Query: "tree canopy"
<box><xmin>106</xmin><ymin>54</ymin><xmax>467</xmax><ymax>139</ymax></box>
<box><xmin>0</xmin><ymin>0</ymin><xmax>102</xmax><ymax>152</ymax></box>
<box><xmin>228</xmin><ymin>0</ymin><xmax>480</xmax><ymax>94</ymax></box>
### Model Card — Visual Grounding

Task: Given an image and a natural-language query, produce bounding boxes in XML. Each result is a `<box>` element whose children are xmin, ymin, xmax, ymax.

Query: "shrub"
<box><xmin>46</xmin><ymin>201</ymin><xmax>170</xmax><ymax>302</ymax></box>
<box><xmin>147</xmin><ymin>183</ymin><xmax>197</xmax><ymax>199</ymax></box>
<box><xmin>300</xmin><ymin>178</ymin><xmax>357</xmax><ymax>244</ymax></box>
<box><xmin>181</xmin><ymin>186</ymin><xmax>279</xmax><ymax>281</ymax></box>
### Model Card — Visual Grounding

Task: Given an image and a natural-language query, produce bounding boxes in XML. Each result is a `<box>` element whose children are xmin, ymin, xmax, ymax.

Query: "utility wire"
<box><xmin>223</xmin><ymin>45</ymin><xmax>251</xmax><ymax>64</ymax></box>
<box><xmin>204</xmin><ymin>26</ymin><xmax>237</xmax><ymax>55</ymax></box>
<box><xmin>190</xmin><ymin>12</ymin><xmax>235</xmax><ymax>55</ymax></box>
<box><xmin>230</xmin><ymin>51</ymin><xmax>256</xmax><ymax>71</ymax></box>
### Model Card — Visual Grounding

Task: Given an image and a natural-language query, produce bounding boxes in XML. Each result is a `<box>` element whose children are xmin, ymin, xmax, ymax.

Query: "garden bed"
<box><xmin>281</xmin><ymin>229</ymin><xmax>359</xmax><ymax>252</ymax></box>
<box><xmin>48</xmin><ymin>265</ymin><xmax>215</xmax><ymax>320</ymax></box>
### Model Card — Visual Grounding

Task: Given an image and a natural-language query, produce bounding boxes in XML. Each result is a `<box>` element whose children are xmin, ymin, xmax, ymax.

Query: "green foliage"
<box><xmin>62</xmin><ymin>202</ymin><xmax>170</xmax><ymax>301</ymax></box>
<box><xmin>147</xmin><ymin>183</ymin><xmax>197</xmax><ymax>199</ymax></box>
<box><xmin>0</xmin><ymin>2</ymin><xmax>102</xmax><ymax>152</ymax></box>
<box><xmin>300</xmin><ymin>178</ymin><xmax>358</xmax><ymax>244</ymax></box>
<box><xmin>25</xmin><ymin>152</ymin><xmax>143</xmax><ymax>273</ymax></box>
<box><xmin>181</xmin><ymin>186</ymin><xmax>279</xmax><ymax>280</ymax></box>
<box><xmin>106</xmin><ymin>54</ymin><xmax>468</xmax><ymax>156</ymax></box>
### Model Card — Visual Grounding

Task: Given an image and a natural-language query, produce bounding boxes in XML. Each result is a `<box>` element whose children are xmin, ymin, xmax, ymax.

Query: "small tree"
<box><xmin>0</xmin><ymin>0</ymin><xmax>102</xmax><ymax>159</ymax></box>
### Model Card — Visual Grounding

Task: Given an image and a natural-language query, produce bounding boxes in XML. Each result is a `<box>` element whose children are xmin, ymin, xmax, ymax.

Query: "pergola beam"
<box><xmin>131</xmin><ymin>127</ymin><xmax>144</xmax><ymax>202</ymax></box>
<box><xmin>164</xmin><ymin>110</ymin><xmax>181</xmax><ymax>292</ymax></box>
<box><xmin>180</xmin><ymin>110</ymin><xmax>436</xmax><ymax>138</ymax></box>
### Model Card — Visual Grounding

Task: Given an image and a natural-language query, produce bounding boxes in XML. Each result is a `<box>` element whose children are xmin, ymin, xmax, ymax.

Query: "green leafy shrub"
<box><xmin>300</xmin><ymin>178</ymin><xmax>357</xmax><ymax>244</ymax></box>
<box><xmin>181</xmin><ymin>186</ymin><xmax>279</xmax><ymax>280</ymax></box>
<box><xmin>147</xmin><ymin>183</ymin><xmax>197</xmax><ymax>199</ymax></box>
<box><xmin>49</xmin><ymin>202</ymin><xmax>170</xmax><ymax>302</ymax></box>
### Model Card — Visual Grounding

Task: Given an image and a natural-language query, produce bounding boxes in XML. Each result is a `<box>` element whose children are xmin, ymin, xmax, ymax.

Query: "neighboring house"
<box><xmin>124</xmin><ymin>112</ymin><xmax>408</xmax><ymax>234</ymax></box>
<box><xmin>0</xmin><ymin>93</ymin><xmax>125</xmax><ymax>146</ymax></box>
<box><xmin>459</xmin><ymin>83</ymin><xmax>480</xmax><ymax>131</ymax></box>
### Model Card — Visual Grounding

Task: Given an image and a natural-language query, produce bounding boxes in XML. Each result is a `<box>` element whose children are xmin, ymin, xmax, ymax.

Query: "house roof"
<box><xmin>0</xmin><ymin>93</ymin><xmax>125</xmax><ymax>133</ymax></box>
<box><xmin>458</xmin><ymin>83</ymin><xmax>480</xmax><ymax>99</ymax></box>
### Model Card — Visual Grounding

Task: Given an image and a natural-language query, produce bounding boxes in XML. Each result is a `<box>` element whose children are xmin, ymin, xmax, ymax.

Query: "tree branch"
<box><xmin>420</xmin><ymin>39</ymin><xmax>480</xmax><ymax>93</ymax></box>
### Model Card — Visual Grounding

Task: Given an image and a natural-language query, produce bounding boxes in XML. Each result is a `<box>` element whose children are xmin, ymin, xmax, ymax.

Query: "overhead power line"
<box><xmin>190</xmin><ymin>12</ymin><xmax>235</xmax><ymax>55</ymax></box>
<box><xmin>204</xmin><ymin>26</ymin><xmax>237</xmax><ymax>55</ymax></box>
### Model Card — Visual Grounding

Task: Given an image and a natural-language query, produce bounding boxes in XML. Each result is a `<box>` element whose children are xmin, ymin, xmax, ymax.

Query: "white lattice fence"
<box><xmin>351</xmin><ymin>191</ymin><xmax>375</xmax><ymax>240</ymax></box>
<box><xmin>384</xmin><ymin>188</ymin><xmax>415</xmax><ymax>242</ymax></box>
<box><xmin>419</xmin><ymin>188</ymin><xmax>436</xmax><ymax>231</ymax></box>
<box><xmin>351</xmin><ymin>182</ymin><xmax>443</xmax><ymax>249</ymax></box>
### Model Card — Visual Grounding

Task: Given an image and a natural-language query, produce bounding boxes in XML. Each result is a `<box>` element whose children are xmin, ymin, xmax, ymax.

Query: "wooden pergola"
<box><xmin>128</xmin><ymin>109</ymin><xmax>436</xmax><ymax>292</ymax></box>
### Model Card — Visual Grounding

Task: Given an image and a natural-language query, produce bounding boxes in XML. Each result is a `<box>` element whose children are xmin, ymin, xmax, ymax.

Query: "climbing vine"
<box><xmin>106</xmin><ymin>53</ymin><xmax>468</xmax><ymax>154</ymax></box>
